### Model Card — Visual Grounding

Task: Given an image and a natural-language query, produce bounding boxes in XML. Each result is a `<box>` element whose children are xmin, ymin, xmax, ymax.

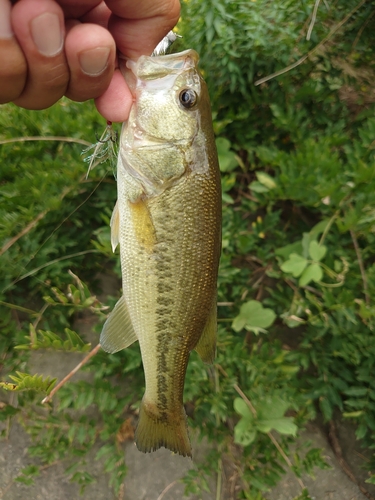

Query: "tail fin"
<box><xmin>135</xmin><ymin>400</ymin><xmax>192</xmax><ymax>458</ymax></box>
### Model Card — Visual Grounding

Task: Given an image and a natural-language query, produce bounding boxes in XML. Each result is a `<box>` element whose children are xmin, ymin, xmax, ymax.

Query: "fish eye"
<box><xmin>179</xmin><ymin>89</ymin><xmax>198</xmax><ymax>109</ymax></box>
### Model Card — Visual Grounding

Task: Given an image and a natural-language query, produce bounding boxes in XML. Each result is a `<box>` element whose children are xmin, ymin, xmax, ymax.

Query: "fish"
<box><xmin>99</xmin><ymin>49</ymin><xmax>222</xmax><ymax>458</ymax></box>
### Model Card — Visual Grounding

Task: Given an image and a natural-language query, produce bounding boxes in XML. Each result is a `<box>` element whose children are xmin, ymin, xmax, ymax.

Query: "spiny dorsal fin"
<box><xmin>100</xmin><ymin>296</ymin><xmax>138</xmax><ymax>353</ymax></box>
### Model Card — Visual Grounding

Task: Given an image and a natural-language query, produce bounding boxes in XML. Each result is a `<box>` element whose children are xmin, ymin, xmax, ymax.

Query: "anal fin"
<box><xmin>194</xmin><ymin>299</ymin><xmax>217</xmax><ymax>364</ymax></box>
<box><xmin>100</xmin><ymin>295</ymin><xmax>137</xmax><ymax>353</ymax></box>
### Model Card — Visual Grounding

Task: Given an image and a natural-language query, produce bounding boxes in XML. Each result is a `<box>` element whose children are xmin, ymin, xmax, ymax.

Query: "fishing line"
<box><xmin>1</xmin><ymin>170</ymin><xmax>108</xmax><ymax>293</ymax></box>
<box><xmin>2</xmin><ymin>250</ymin><xmax>100</xmax><ymax>293</ymax></box>
<box><xmin>24</xmin><ymin>171</ymin><xmax>110</xmax><ymax>267</ymax></box>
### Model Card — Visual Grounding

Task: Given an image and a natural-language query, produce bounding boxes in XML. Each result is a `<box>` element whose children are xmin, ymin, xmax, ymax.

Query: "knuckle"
<box><xmin>41</xmin><ymin>62</ymin><xmax>69</xmax><ymax>91</ymax></box>
<box><xmin>13</xmin><ymin>63</ymin><xmax>69</xmax><ymax>109</ymax></box>
<box><xmin>0</xmin><ymin>45</ymin><xmax>27</xmax><ymax>81</ymax></box>
<box><xmin>0</xmin><ymin>63</ymin><xmax>27</xmax><ymax>103</ymax></box>
<box><xmin>159</xmin><ymin>0</ymin><xmax>181</xmax><ymax>21</ymax></box>
<box><xmin>66</xmin><ymin>74</ymin><xmax>111</xmax><ymax>102</ymax></box>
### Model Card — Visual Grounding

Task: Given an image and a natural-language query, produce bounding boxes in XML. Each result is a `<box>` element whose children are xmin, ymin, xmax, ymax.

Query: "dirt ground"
<box><xmin>1</xmin><ymin>344</ymin><xmax>374</xmax><ymax>500</ymax></box>
<box><xmin>0</xmin><ymin>409</ymin><xmax>373</xmax><ymax>500</ymax></box>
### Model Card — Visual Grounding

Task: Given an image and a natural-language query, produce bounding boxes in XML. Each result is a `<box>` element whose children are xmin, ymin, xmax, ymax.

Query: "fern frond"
<box><xmin>15</xmin><ymin>325</ymin><xmax>91</xmax><ymax>353</ymax></box>
<box><xmin>0</xmin><ymin>372</ymin><xmax>56</xmax><ymax>394</ymax></box>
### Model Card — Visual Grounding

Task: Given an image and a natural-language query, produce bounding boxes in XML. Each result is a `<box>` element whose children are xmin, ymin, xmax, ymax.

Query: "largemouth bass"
<box><xmin>100</xmin><ymin>49</ymin><xmax>221</xmax><ymax>458</ymax></box>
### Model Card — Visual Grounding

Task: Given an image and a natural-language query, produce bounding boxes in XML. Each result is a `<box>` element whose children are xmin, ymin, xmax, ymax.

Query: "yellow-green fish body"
<box><xmin>100</xmin><ymin>50</ymin><xmax>221</xmax><ymax>457</ymax></box>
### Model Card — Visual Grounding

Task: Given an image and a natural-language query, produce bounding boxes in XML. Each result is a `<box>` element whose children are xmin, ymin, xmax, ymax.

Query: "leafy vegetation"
<box><xmin>1</xmin><ymin>0</ymin><xmax>375</xmax><ymax>498</ymax></box>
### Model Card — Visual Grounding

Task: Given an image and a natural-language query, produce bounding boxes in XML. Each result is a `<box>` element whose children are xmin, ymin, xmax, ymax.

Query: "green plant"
<box><xmin>2</xmin><ymin>0</ymin><xmax>375</xmax><ymax>497</ymax></box>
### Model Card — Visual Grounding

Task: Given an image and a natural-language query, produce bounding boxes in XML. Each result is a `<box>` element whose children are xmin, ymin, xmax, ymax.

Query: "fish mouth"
<box><xmin>121</xmin><ymin>49</ymin><xmax>199</xmax><ymax>93</ymax></box>
<box><xmin>132</xmin><ymin>49</ymin><xmax>198</xmax><ymax>78</ymax></box>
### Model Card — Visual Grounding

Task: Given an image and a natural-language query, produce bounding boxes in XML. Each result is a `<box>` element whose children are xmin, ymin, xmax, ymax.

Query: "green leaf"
<box><xmin>356</xmin><ymin>423</ymin><xmax>367</xmax><ymax>440</ymax></box>
<box><xmin>275</xmin><ymin>240</ymin><xmax>303</xmax><ymax>259</ymax></box>
<box><xmin>299</xmin><ymin>263</ymin><xmax>323</xmax><ymax>286</ymax></box>
<box><xmin>365</xmin><ymin>475</ymin><xmax>375</xmax><ymax>485</ymax></box>
<box><xmin>257</xmin><ymin>396</ymin><xmax>289</xmax><ymax>419</ymax></box>
<box><xmin>15</xmin><ymin>328</ymin><xmax>91</xmax><ymax>353</ymax></box>
<box><xmin>308</xmin><ymin>241</ymin><xmax>327</xmax><ymax>261</ymax></box>
<box><xmin>19</xmin><ymin>465</ymin><xmax>40</xmax><ymax>477</ymax></box>
<box><xmin>320</xmin><ymin>398</ymin><xmax>333</xmax><ymax>421</ymax></box>
<box><xmin>256</xmin><ymin>171</ymin><xmax>277</xmax><ymax>190</ymax></box>
<box><xmin>249</xmin><ymin>180</ymin><xmax>270</xmax><ymax>193</ymax></box>
<box><xmin>343</xmin><ymin>411</ymin><xmax>363</xmax><ymax>418</ymax></box>
<box><xmin>232</xmin><ymin>300</ymin><xmax>276</xmax><ymax>333</ymax></box>
<box><xmin>309</xmin><ymin>219</ymin><xmax>331</xmax><ymax>238</ymax></box>
<box><xmin>0</xmin><ymin>372</ymin><xmax>56</xmax><ymax>394</ymax></box>
<box><xmin>280</xmin><ymin>253</ymin><xmax>308</xmax><ymax>277</ymax></box>
<box><xmin>14</xmin><ymin>477</ymin><xmax>35</xmax><ymax>486</ymax></box>
<box><xmin>216</xmin><ymin>137</ymin><xmax>238</xmax><ymax>172</ymax></box>
<box><xmin>234</xmin><ymin>397</ymin><xmax>253</xmax><ymax>419</ymax></box>
<box><xmin>344</xmin><ymin>387</ymin><xmax>368</xmax><ymax>397</ymax></box>
<box><xmin>301</xmin><ymin>233</ymin><xmax>311</xmax><ymax>259</ymax></box>
<box><xmin>256</xmin><ymin>417</ymin><xmax>298</xmax><ymax>436</ymax></box>
<box><xmin>221</xmin><ymin>172</ymin><xmax>236</xmax><ymax>193</ymax></box>
<box><xmin>0</xmin><ymin>403</ymin><xmax>19</xmax><ymax>421</ymax></box>
<box><xmin>234</xmin><ymin>418</ymin><xmax>257</xmax><ymax>446</ymax></box>
<box><xmin>222</xmin><ymin>192</ymin><xmax>235</xmax><ymax>204</ymax></box>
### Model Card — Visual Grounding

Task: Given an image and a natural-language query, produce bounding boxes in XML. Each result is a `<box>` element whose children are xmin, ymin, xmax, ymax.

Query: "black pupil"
<box><xmin>180</xmin><ymin>90</ymin><xmax>196</xmax><ymax>108</ymax></box>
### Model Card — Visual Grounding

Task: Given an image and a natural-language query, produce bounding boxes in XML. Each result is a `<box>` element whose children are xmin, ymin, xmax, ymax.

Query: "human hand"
<box><xmin>0</xmin><ymin>0</ymin><xmax>180</xmax><ymax>122</ymax></box>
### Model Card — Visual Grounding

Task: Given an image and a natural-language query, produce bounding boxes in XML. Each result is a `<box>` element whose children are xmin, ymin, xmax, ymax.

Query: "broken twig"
<box><xmin>42</xmin><ymin>343</ymin><xmax>101</xmax><ymax>404</ymax></box>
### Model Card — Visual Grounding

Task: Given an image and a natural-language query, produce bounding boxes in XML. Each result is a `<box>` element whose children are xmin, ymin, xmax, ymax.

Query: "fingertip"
<box><xmin>11</xmin><ymin>0</ymin><xmax>68</xmax><ymax>109</ymax></box>
<box><xmin>95</xmin><ymin>69</ymin><xmax>132</xmax><ymax>122</ymax></box>
<box><xmin>65</xmin><ymin>23</ymin><xmax>116</xmax><ymax>102</ymax></box>
<box><xmin>106</xmin><ymin>0</ymin><xmax>180</xmax><ymax>59</ymax></box>
<box><xmin>0</xmin><ymin>38</ymin><xmax>27</xmax><ymax>103</ymax></box>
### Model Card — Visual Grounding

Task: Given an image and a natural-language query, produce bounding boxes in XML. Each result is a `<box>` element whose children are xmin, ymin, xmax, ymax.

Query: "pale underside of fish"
<box><xmin>99</xmin><ymin>48</ymin><xmax>221</xmax><ymax>458</ymax></box>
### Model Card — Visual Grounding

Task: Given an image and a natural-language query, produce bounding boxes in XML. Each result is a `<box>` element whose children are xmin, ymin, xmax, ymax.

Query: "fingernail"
<box><xmin>79</xmin><ymin>47</ymin><xmax>111</xmax><ymax>76</ymax></box>
<box><xmin>0</xmin><ymin>0</ymin><xmax>13</xmax><ymax>39</ymax></box>
<box><xmin>30</xmin><ymin>13</ymin><xmax>63</xmax><ymax>57</ymax></box>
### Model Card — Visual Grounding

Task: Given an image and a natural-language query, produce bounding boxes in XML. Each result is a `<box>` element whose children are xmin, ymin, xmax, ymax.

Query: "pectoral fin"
<box><xmin>129</xmin><ymin>199</ymin><xmax>156</xmax><ymax>252</ymax></box>
<box><xmin>194</xmin><ymin>300</ymin><xmax>217</xmax><ymax>364</ymax></box>
<box><xmin>100</xmin><ymin>296</ymin><xmax>138</xmax><ymax>353</ymax></box>
<box><xmin>110</xmin><ymin>201</ymin><xmax>120</xmax><ymax>252</ymax></box>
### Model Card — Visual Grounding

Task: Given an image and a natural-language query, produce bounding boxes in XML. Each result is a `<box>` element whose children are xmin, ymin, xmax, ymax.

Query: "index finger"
<box><xmin>105</xmin><ymin>0</ymin><xmax>180</xmax><ymax>59</ymax></box>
